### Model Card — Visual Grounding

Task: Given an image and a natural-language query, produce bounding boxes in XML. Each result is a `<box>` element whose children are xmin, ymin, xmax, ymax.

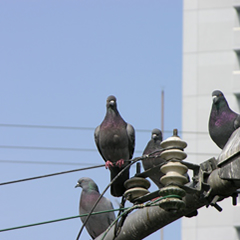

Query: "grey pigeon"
<box><xmin>75</xmin><ymin>177</ymin><xmax>115</xmax><ymax>239</ymax></box>
<box><xmin>208</xmin><ymin>90</ymin><xmax>240</xmax><ymax>149</ymax></box>
<box><xmin>142</xmin><ymin>128</ymin><xmax>165</xmax><ymax>189</ymax></box>
<box><xmin>94</xmin><ymin>95</ymin><xmax>135</xmax><ymax>197</ymax></box>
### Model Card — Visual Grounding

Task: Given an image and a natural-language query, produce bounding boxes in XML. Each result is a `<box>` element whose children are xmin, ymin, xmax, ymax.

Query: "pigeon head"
<box><xmin>151</xmin><ymin>128</ymin><xmax>162</xmax><ymax>141</ymax></box>
<box><xmin>212</xmin><ymin>90</ymin><xmax>225</xmax><ymax>103</ymax></box>
<box><xmin>106</xmin><ymin>95</ymin><xmax>117</xmax><ymax>109</ymax></box>
<box><xmin>75</xmin><ymin>177</ymin><xmax>99</xmax><ymax>192</ymax></box>
<box><xmin>211</xmin><ymin>90</ymin><xmax>229</xmax><ymax>111</ymax></box>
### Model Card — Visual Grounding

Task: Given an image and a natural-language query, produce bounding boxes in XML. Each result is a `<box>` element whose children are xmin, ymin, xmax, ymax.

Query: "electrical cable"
<box><xmin>0</xmin><ymin>152</ymin><xmax>163</xmax><ymax>235</ymax></box>
<box><xmin>0</xmin><ymin>145</ymin><xmax>96</xmax><ymax>152</ymax></box>
<box><xmin>0</xmin><ymin>148</ymin><xmax>166</xmax><ymax>186</ymax></box>
<box><xmin>0</xmin><ymin>145</ymin><xmax>142</xmax><ymax>154</ymax></box>
<box><xmin>114</xmin><ymin>196</ymin><xmax>127</xmax><ymax>237</ymax></box>
<box><xmin>0</xmin><ymin>208</ymin><xmax>128</xmax><ymax>233</ymax></box>
<box><xmin>0</xmin><ymin>145</ymin><xmax>219</xmax><ymax>186</ymax></box>
<box><xmin>0</xmin><ymin>123</ymin><xmax>208</xmax><ymax>134</ymax></box>
<box><xmin>0</xmin><ymin>164</ymin><xmax>105</xmax><ymax>186</ymax></box>
<box><xmin>0</xmin><ymin>194</ymin><xmax>180</xmax><ymax>234</ymax></box>
<box><xmin>0</xmin><ymin>144</ymin><xmax>218</xmax><ymax>157</ymax></box>
<box><xmin>0</xmin><ymin>123</ymin><xmax>93</xmax><ymax>131</ymax></box>
<box><xmin>0</xmin><ymin>159</ymin><xmax>99</xmax><ymax>166</ymax></box>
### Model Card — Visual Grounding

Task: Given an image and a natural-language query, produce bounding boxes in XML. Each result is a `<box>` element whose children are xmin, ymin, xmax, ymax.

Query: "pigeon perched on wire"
<box><xmin>208</xmin><ymin>90</ymin><xmax>240</xmax><ymax>149</ymax></box>
<box><xmin>142</xmin><ymin>128</ymin><xmax>165</xmax><ymax>189</ymax></box>
<box><xmin>75</xmin><ymin>177</ymin><xmax>115</xmax><ymax>239</ymax></box>
<box><xmin>94</xmin><ymin>95</ymin><xmax>135</xmax><ymax>197</ymax></box>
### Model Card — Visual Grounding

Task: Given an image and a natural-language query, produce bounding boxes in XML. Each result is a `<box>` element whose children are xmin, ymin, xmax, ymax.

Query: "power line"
<box><xmin>0</xmin><ymin>208</ymin><xmax>128</xmax><ymax>233</ymax></box>
<box><xmin>0</xmin><ymin>145</ymin><xmax>142</xmax><ymax>154</ymax></box>
<box><xmin>0</xmin><ymin>123</ymin><xmax>208</xmax><ymax>135</ymax></box>
<box><xmin>0</xmin><ymin>148</ymin><xmax>219</xmax><ymax>186</ymax></box>
<box><xmin>0</xmin><ymin>145</ymin><xmax>218</xmax><ymax>156</ymax></box>
<box><xmin>0</xmin><ymin>145</ymin><xmax>96</xmax><ymax>152</ymax></box>
<box><xmin>0</xmin><ymin>164</ymin><xmax>105</xmax><ymax>186</ymax></box>
<box><xmin>0</xmin><ymin>159</ymin><xmax>99</xmax><ymax>166</ymax></box>
<box><xmin>0</xmin><ymin>123</ymin><xmax>94</xmax><ymax>131</ymax></box>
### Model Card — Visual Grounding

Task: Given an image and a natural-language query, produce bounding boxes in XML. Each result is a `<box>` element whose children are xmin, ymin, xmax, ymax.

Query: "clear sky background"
<box><xmin>0</xmin><ymin>1</ymin><xmax>183</xmax><ymax>239</ymax></box>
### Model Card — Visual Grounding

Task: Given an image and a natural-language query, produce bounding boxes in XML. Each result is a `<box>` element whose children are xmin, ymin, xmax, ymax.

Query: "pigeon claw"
<box><xmin>105</xmin><ymin>161</ymin><xmax>114</xmax><ymax>169</ymax></box>
<box><xmin>115</xmin><ymin>159</ymin><xmax>125</xmax><ymax>168</ymax></box>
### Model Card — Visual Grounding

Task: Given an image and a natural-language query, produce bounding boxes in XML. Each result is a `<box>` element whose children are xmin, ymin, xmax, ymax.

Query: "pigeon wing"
<box><xmin>126</xmin><ymin>123</ymin><xmax>135</xmax><ymax>159</ymax></box>
<box><xmin>94</xmin><ymin>125</ymin><xmax>107</xmax><ymax>162</ymax></box>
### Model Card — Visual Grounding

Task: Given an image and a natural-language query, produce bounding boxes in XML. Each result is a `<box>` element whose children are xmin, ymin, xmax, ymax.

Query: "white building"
<box><xmin>182</xmin><ymin>0</ymin><xmax>240</xmax><ymax>239</ymax></box>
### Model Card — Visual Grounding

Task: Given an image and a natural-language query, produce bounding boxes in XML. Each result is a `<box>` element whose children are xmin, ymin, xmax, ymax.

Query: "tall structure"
<box><xmin>182</xmin><ymin>0</ymin><xmax>240</xmax><ymax>239</ymax></box>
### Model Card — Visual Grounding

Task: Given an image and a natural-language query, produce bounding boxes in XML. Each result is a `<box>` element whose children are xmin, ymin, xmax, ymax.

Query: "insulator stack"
<box><xmin>158</xmin><ymin>129</ymin><xmax>188</xmax><ymax>212</ymax></box>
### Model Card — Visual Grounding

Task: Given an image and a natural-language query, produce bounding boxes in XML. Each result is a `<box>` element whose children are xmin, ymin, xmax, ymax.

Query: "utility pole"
<box><xmin>95</xmin><ymin>127</ymin><xmax>240</xmax><ymax>240</ymax></box>
<box><xmin>161</xmin><ymin>89</ymin><xmax>164</xmax><ymax>138</ymax></box>
<box><xmin>160</xmin><ymin>89</ymin><xmax>164</xmax><ymax>240</ymax></box>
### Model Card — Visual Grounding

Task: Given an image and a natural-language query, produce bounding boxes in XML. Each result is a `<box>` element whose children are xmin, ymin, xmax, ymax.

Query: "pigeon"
<box><xmin>142</xmin><ymin>128</ymin><xmax>165</xmax><ymax>189</ymax></box>
<box><xmin>94</xmin><ymin>95</ymin><xmax>135</xmax><ymax>197</ymax></box>
<box><xmin>75</xmin><ymin>177</ymin><xmax>116</xmax><ymax>239</ymax></box>
<box><xmin>208</xmin><ymin>90</ymin><xmax>240</xmax><ymax>149</ymax></box>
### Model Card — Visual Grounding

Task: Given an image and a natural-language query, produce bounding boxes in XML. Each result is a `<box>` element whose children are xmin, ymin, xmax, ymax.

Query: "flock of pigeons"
<box><xmin>75</xmin><ymin>90</ymin><xmax>240</xmax><ymax>239</ymax></box>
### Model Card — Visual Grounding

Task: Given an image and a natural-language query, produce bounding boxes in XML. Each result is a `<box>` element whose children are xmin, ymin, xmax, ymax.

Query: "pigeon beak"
<box><xmin>152</xmin><ymin>133</ymin><xmax>157</xmax><ymax>139</ymax></box>
<box><xmin>109</xmin><ymin>100</ymin><xmax>115</xmax><ymax>106</ymax></box>
<box><xmin>212</xmin><ymin>95</ymin><xmax>218</xmax><ymax>103</ymax></box>
<box><xmin>75</xmin><ymin>183</ymin><xmax>80</xmax><ymax>188</ymax></box>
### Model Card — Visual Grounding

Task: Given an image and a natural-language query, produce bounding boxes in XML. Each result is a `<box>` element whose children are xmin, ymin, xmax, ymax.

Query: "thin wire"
<box><xmin>0</xmin><ymin>195</ymin><xmax>176</xmax><ymax>234</ymax></box>
<box><xmin>0</xmin><ymin>123</ymin><xmax>93</xmax><ymax>131</ymax></box>
<box><xmin>0</xmin><ymin>159</ymin><xmax>99</xmax><ymax>166</ymax></box>
<box><xmin>0</xmin><ymin>149</ymin><xmax>165</xmax><ymax>186</ymax></box>
<box><xmin>0</xmin><ymin>145</ymin><xmax>96</xmax><ymax>152</ymax></box>
<box><xmin>0</xmin><ymin>164</ymin><xmax>105</xmax><ymax>186</ymax></box>
<box><xmin>0</xmin><ymin>208</ymin><xmax>128</xmax><ymax>233</ymax></box>
<box><xmin>0</xmin><ymin>145</ymin><xmax>217</xmax><ymax>156</ymax></box>
<box><xmin>75</xmin><ymin>156</ymin><xmax>143</xmax><ymax>240</ymax></box>
<box><xmin>0</xmin><ymin>145</ymin><xmax>142</xmax><ymax>154</ymax></box>
<box><xmin>0</xmin><ymin>146</ymin><xmax>219</xmax><ymax>187</ymax></box>
<box><xmin>0</xmin><ymin>123</ymin><xmax>208</xmax><ymax>134</ymax></box>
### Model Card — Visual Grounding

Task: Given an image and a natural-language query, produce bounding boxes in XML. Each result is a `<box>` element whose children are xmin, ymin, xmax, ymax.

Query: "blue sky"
<box><xmin>0</xmin><ymin>1</ymin><xmax>183</xmax><ymax>239</ymax></box>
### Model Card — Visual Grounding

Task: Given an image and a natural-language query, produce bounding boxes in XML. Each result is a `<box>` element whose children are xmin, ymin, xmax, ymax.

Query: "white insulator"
<box><xmin>160</xmin><ymin>162</ymin><xmax>188</xmax><ymax>186</ymax></box>
<box><xmin>160</xmin><ymin>149</ymin><xmax>187</xmax><ymax>161</ymax></box>
<box><xmin>159</xmin><ymin>129</ymin><xmax>189</xmax><ymax>187</ymax></box>
<box><xmin>158</xmin><ymin>129</ymin><xmax>188</xmax><ymax>211</ymax></box>
<box><xmin>161</xmin><ymin>161</ymin><xmax>188</xmax><ymax>175</ymax></box>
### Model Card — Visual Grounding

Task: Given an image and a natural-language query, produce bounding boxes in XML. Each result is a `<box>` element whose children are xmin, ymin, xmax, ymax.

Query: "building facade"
<box><xmin>182</xmin><ymin>0</ymin><xmax>240</xmax><ymax>239</ymax></box>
